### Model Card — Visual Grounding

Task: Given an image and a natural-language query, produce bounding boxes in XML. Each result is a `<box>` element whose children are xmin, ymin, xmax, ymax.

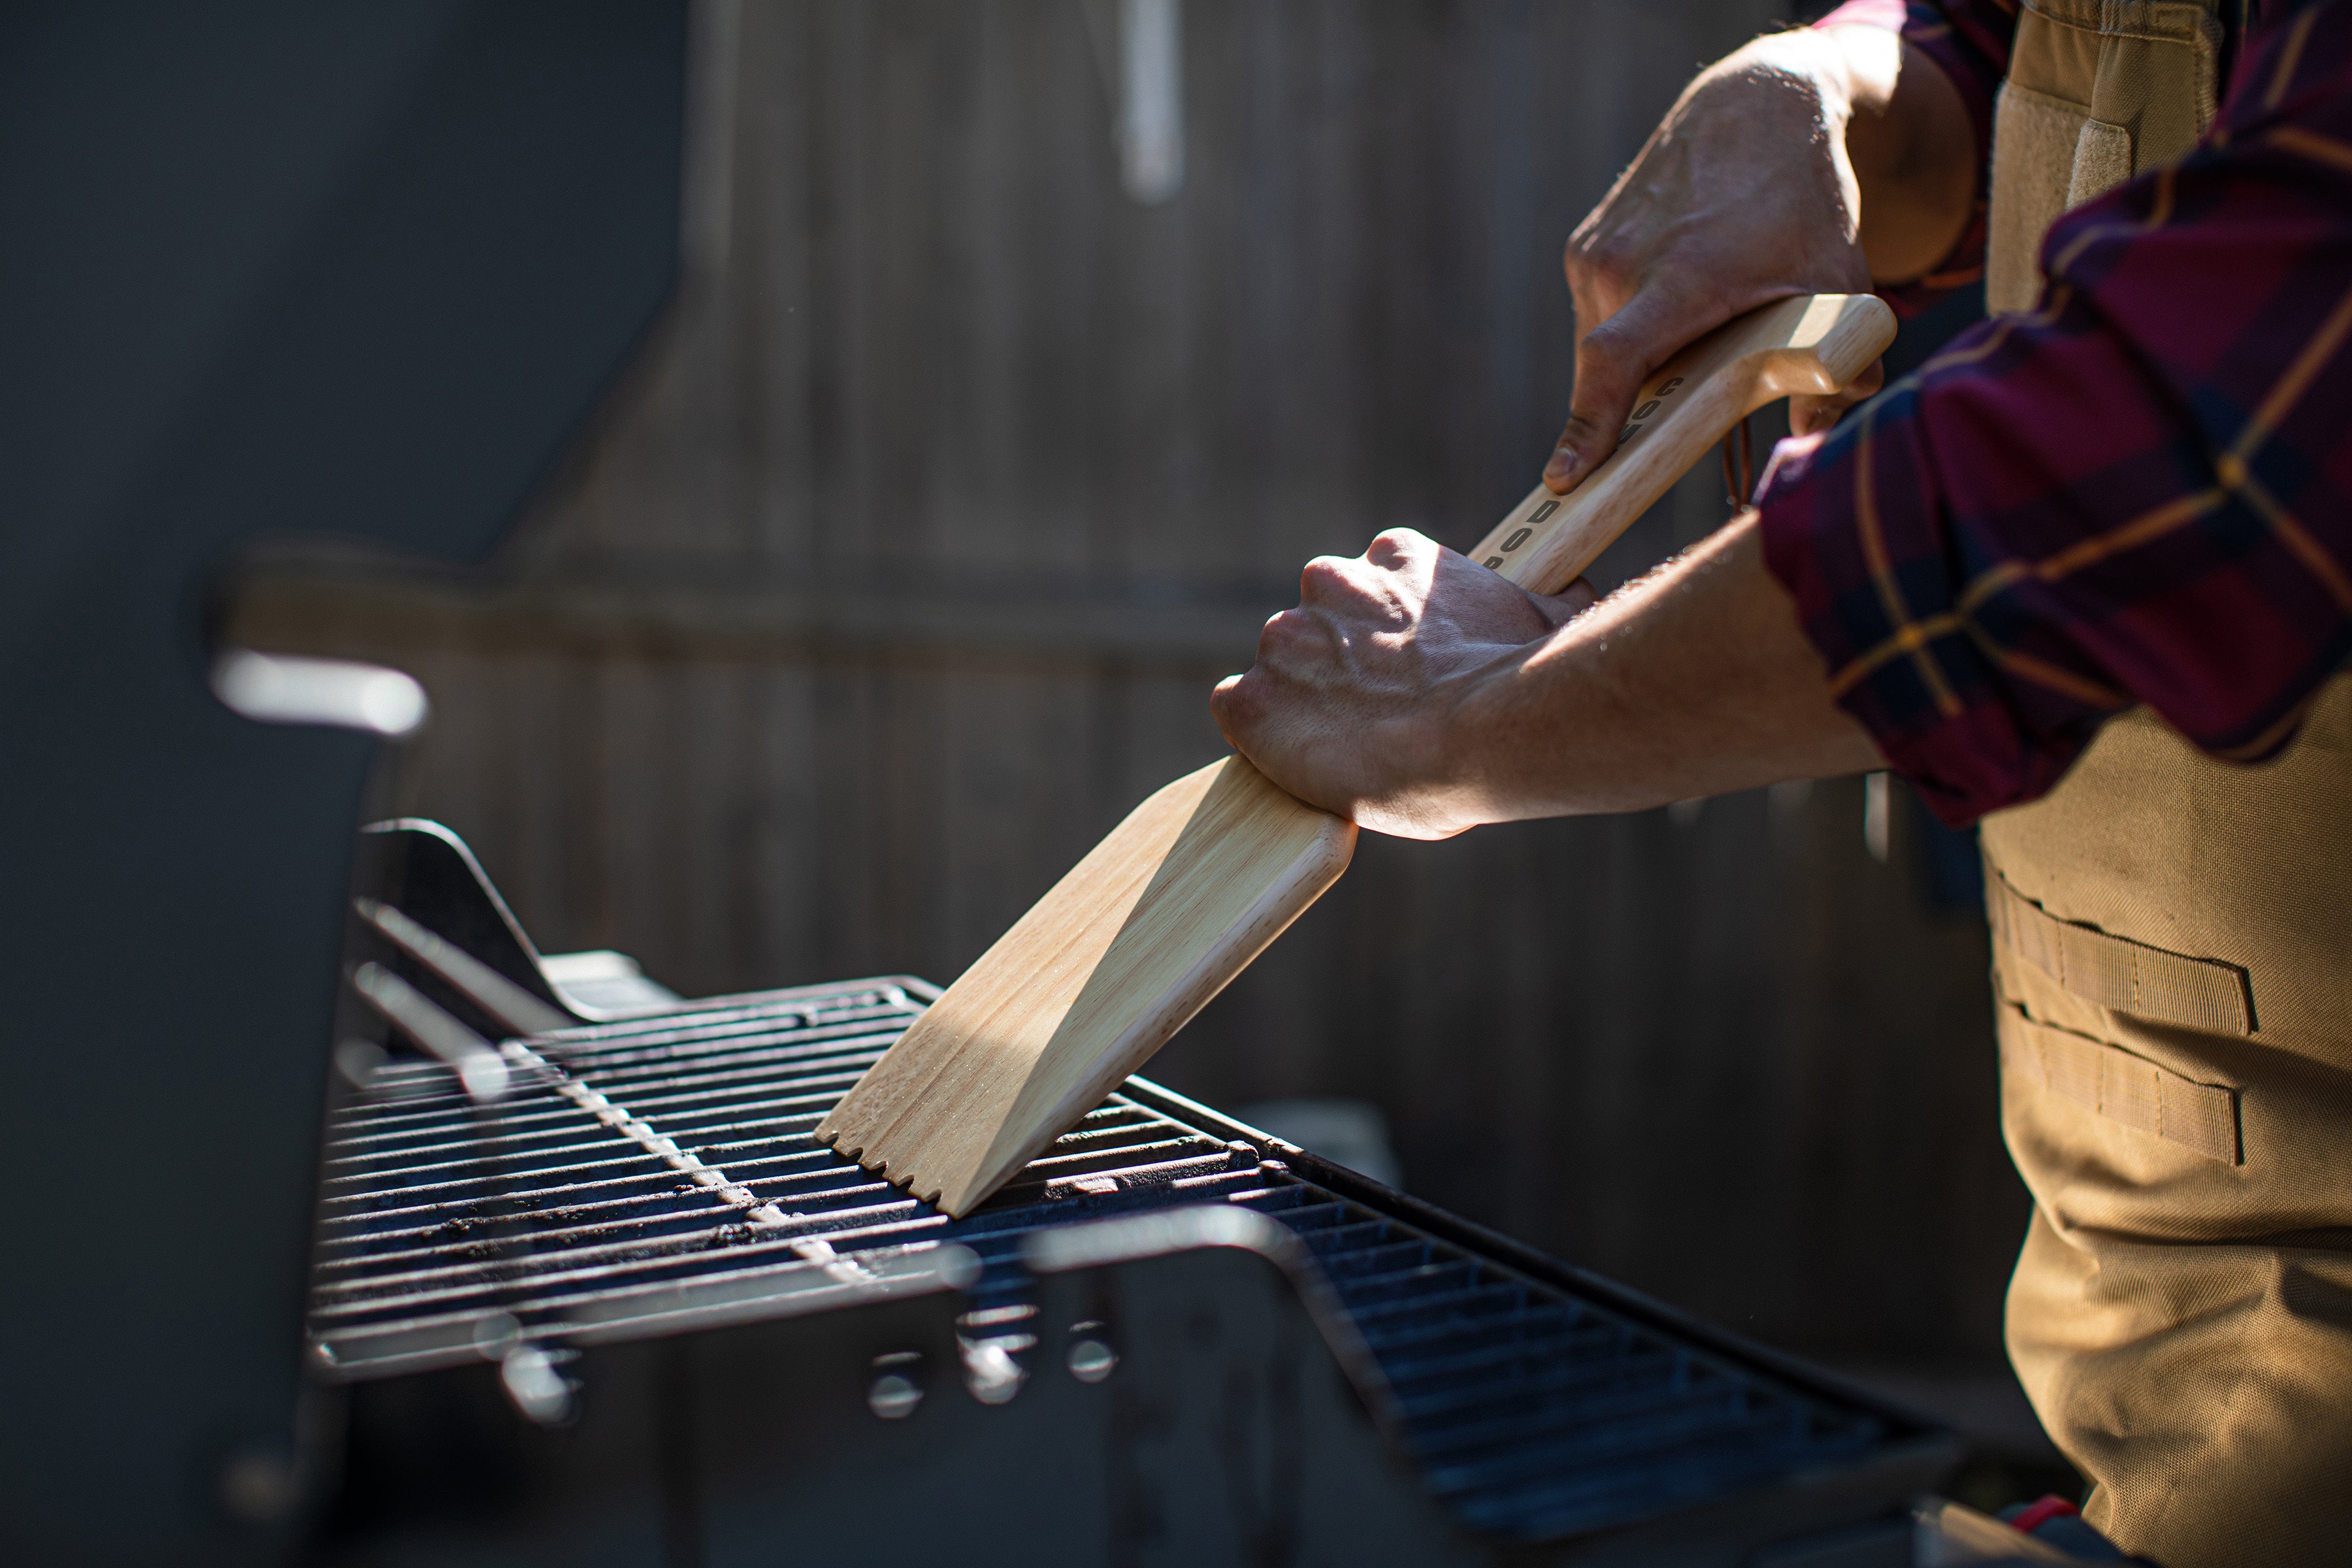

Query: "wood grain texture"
<box><xmin>817</xmin><ymin>756</ymin><xmax>1354</xmax><ymax>1215</ymax></box>
<box><xmin>1468</xmin><ymin>294</ymin><xmax>1895</xmax><ymax>594</ymax></box>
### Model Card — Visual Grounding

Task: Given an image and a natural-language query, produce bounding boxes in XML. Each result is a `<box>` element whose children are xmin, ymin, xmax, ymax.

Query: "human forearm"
<box><xmin>1209</xmin><ymin>519</ymin><xmax>1882</xmax><ymax>839</ymax></box>
<box><xmin>1441</xmin><ymin>515</ymin><xmax>1882</xmax><ymax>823</ymax></box>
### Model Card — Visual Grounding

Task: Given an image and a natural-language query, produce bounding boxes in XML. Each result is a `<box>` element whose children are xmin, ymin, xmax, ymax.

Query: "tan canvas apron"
<box><xmin>1980</xmin><ymin>5</ymin><xmax>2352</xmax><ymax>1562</ymax></box>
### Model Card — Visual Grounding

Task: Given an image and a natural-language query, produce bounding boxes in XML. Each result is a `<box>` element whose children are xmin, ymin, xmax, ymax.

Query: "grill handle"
<box><xmin>1467</xmin><ymin>293</ymin><xmax>1893</xmax><ymax>593</ymax></box>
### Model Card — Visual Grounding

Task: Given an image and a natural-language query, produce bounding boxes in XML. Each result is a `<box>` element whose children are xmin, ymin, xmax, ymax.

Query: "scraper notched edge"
<box><xmin>816</xmin><ymin>755</ymin><xmax>1356</xmax><ymax>1217</ymax></box>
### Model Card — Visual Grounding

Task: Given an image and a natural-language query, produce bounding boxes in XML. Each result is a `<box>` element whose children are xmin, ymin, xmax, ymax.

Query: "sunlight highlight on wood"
<box><xmin>1468</xmin><ymin>293</ymin><xmax>1894</xmax><ymax>593</ymax></box>
<box><xmin>817</xmin><ymin>757</ymin><xmax>1355</xmax><ymax>1215</ymax></box>
<box><xmin>820</xmin><ymin>293</ymin><xmax>1896</xmax><ymax>1217</ymax></box>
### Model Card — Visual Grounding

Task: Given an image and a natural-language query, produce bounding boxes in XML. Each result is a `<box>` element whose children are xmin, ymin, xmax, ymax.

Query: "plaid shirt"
<box><xmin>1757</xmin><ymin>0</ymin><xmax>2352</xmax><ymax>825</ymax></box>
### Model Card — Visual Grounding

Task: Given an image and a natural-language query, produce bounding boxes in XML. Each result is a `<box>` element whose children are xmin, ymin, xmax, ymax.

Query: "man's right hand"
<box><xmin>1545</xmin><ymin>24</ymin><xmax>1973</xmax><ymax>495</ymax></box>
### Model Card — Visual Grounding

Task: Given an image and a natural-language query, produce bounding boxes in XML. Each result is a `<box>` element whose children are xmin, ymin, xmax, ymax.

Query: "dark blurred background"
<box><xmin>227</xmin><ymin>0</ymin><xmax>2053</xmax><ymax>1493</ymax></box>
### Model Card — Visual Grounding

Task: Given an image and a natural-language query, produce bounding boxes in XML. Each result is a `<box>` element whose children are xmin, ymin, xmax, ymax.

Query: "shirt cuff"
<box><xmin>1752</xmin><ymin>421</ymin><xmax>2091</xmax><ymax>828</ymax></box>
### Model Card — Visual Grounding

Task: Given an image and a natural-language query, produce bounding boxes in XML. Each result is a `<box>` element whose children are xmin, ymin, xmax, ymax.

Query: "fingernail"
<box><xmin>1543</xmin><ymin>448</ymin><xmax>1576</xmax><ymax>489</ymax></box>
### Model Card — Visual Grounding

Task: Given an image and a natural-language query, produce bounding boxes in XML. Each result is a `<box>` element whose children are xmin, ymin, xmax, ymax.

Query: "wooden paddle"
<box><xmin>817</xmin><ymin>293</ymin><xmax>1896</xmax><ymax>1217</ymax></box>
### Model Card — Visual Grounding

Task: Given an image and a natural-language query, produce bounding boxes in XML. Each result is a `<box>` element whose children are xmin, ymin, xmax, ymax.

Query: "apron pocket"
<box><xmin>2001</xmin><ymin>1005</ymin><xmax>2244</xmax><ymax>1163</ymax></box>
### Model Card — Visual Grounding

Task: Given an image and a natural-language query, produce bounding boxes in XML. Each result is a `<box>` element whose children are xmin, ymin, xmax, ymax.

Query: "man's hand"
<box><xmin>1547</xmin><ymin>25</ymin><xmax>1972</xmax><ymax>494</ymax></box>
<box><xmin>1211</xmin><ymin>27</ymin><xmax>1959</xmax><ymax>834</ymax></box>
<box><xmin>1213</xmin><ymin>517</ymin><xmax>1883</xmax><ymax>834</ymax></box>
<box><xmin>1210</xmin><ymin>530</ymin><xmax>1595</xmax><ymax>839</ymax></box>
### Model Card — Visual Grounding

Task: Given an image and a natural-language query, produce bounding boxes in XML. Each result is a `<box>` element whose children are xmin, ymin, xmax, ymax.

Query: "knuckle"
<box><xmin>1257</xmin><ymin>606</ymin><xmax>1310</xmax><ymax>655</ymax></box>
<box><xmin>1578</xmin><ymin>314</ymin><xmax>1641</xmax><ymax>366</ymax></box>
<box><xmin>1581</xmin><ymin>238</ymin><xmax>1635</xmax><ymax>287</ymax></box>
<box><xmin>1564</xmin><ymin>223</ymin><xmax>1630</xmax><ymax>282</ymax></box>
<box><xmin>1298</xmin><ymin>555</ymin><xmax>1359</xmax><ymax>598</ymax></box>
<box><xmin>1213</xmin><ymin>668</ymin><xmax>1263</xmax><ymax>719</ymax></box>
<box><xmin>1585</xmin><ymin>272</ymin><xmax>1644</xmax><ymax>321</ymax></box>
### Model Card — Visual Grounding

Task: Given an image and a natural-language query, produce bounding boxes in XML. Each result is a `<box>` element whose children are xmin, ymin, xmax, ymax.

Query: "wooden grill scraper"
<box><xmin>818</xmin><ymin>293</ymin><xmax>1896</xmax><ymax>1217</ymax></box>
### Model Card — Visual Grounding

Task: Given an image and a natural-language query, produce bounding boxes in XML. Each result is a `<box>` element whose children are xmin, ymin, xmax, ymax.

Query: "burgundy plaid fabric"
<box><xmin>1759</xmin><ymin>0</ymin><xmax>2352</xmax><ymax>825</ymax></box>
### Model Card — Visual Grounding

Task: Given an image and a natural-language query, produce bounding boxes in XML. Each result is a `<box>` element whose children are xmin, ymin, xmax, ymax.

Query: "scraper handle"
<box><xmin>1467</xmin><ymin>293</ymin><xmax>1895</xmax><ymax>595</ymax></box>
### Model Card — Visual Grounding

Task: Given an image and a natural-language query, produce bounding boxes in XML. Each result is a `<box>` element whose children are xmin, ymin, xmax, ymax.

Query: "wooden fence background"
<box><xmin>238</xmin><ymin>0</ymin><xmax>2030</xmax><ymax>1377</ymax></box>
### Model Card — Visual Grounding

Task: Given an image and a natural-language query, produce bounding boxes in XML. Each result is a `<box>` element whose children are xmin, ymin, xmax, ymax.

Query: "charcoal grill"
<box><xmin>307</xmin><ymin>821</ymin><xmax>1962</xmax><ymax>1565</ymax></box>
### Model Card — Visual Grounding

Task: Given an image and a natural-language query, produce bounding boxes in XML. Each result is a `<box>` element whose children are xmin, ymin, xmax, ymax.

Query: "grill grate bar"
<box><xmin>312</xmin><ymin>1145</ymin><xmax>1260</xmax><ymax>1312</ymax></box>
<box><xmin>316</xmin><ymin>1151</ymin><xmax>858</xmax><ymax>1243</ymax></box>
<box><xmin>310</xmin><ymin>1210</ymin><xmax>954</xmax><ymax>1329</ymax></box>
<box><xmin>497</xmin><ymin>1036</ymin><xmax>787</xmax><ymax>1224</ymax></box>
<box><xmin>329</xmin><ymin>1088</ymin><xmax>1173</xmax><ymax>1170</ymax></box>
<box><xmin>327</xmin><ymin>1057</ymin><xmax>877</xmax><ymax>1139</ymax></box>
<box><xmin>314</xmin><ymin>1170</ymin><xmax>921</xmax><ymax>1273</ymax></box>
<box><xmin>335</xmin><ymin>1029</ymin><xmax>891</xmax><ymax>1120</ymax></box>
<box><xmin>319</xmin><ymin>1101</ymin><xmax>1180</xmax><ymax>1215</ymax></box>
<box><xmin>321</xmin><ymin>1083</ymin><xmax>845</xmax><ymax>1168</ymax></box>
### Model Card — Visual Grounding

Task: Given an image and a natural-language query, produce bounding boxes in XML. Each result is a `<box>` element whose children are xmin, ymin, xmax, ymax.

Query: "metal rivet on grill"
<box><xmin>957</xmin><ymin>1305</ymin><xmax>1037</xmax><ymax>1405</ymax></box>
<box><xmin>868</xmin><ymin>1350</ymin><xmax>924</xmax><ymax>1420</ymax></box>
<box><xmin>500</xmin><ymin>1346</ymin><xmax>576</xmax><ymax>1426</ymax></box>
<box><xmin>1067</xmin><ymin>1337</ymin><xmax>1117</xmax><ymax>1384</ymax></box>
<box><xmin>868</xmin><ymin>1373</ymin><xmax>923</xmax><ymax>1420</ymax></box>
<box><xmin>962</xmin><ymin>1341</ymin><xmax>1025</xmax><ymax>1404</ymax></box>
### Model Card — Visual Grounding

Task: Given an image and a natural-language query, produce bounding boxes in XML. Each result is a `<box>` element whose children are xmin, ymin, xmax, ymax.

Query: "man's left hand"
<box><xmin>1211</xmin><ymin>529</ymin><xmax>1595</xmax><ymax>838</ymax></box>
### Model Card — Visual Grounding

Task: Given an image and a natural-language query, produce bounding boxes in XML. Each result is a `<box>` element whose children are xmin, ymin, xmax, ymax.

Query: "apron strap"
<box><xmin>1990</xmin><ymin>872</ymin><xmax>2255</xmax><ymax>1036</ymax></box>
<box><xmin>2001</xmin><ymin>1007</ymin><xmax>2244</xmax><ymax>1164</ymax></box>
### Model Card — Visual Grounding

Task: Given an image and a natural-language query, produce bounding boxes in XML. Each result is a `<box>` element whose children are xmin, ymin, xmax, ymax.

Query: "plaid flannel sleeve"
<box><xmin>1814</xmin><ymin>0</ymin><xmax>2017</xmax><ymax>314</ymax></box>
<box><xmin>1757</xmin><ymin>0</ymin><xmax>2352</xmax><ymax>825</ymax></box>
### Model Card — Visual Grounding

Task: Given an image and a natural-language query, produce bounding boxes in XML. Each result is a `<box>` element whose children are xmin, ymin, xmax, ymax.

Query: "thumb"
<box><xmin>1545</xmin><ymin>283</ymin><xmax>1725</xmax><ymax>495</ymax></box>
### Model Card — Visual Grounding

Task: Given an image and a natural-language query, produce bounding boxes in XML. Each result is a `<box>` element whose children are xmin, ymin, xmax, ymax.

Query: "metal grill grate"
<box><xmin>312</xmin><ymin>979</ymin><xmax>1892</xmax><ymax>1543</ymax></box>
